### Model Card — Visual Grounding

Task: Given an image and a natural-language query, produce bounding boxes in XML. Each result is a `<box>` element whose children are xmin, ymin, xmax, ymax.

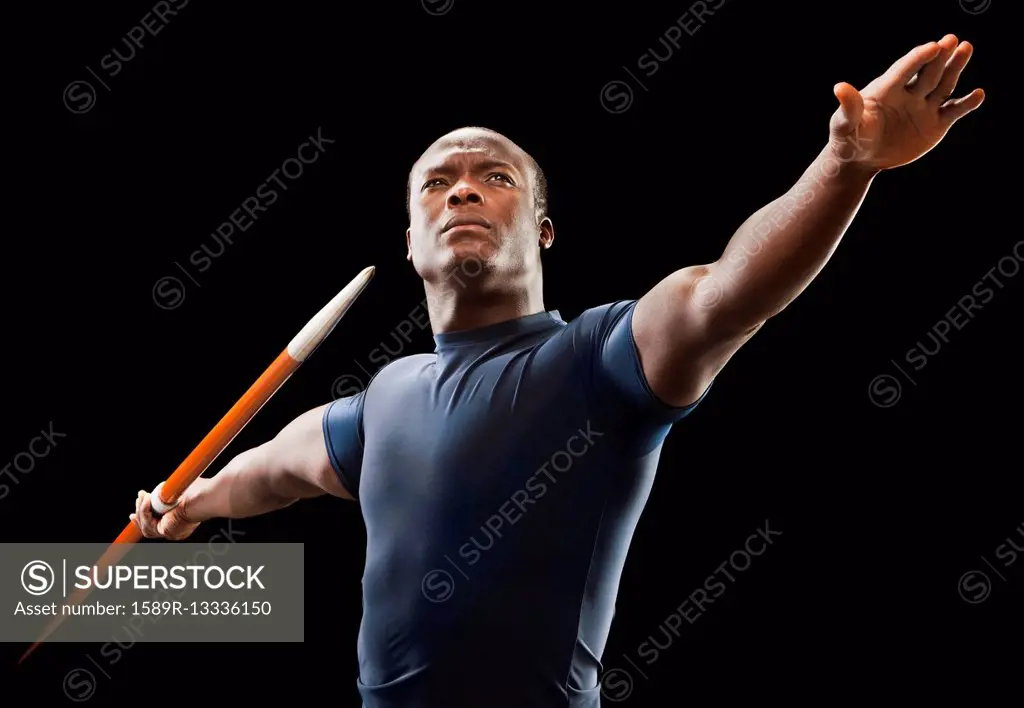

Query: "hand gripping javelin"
<box><xmin>17</xmin><ymin>266</ymin><xmax>375</xmax><ymax>664</ymax></box>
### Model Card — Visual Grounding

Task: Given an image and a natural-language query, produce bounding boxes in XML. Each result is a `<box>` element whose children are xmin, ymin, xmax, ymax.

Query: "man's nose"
<box><xmin>447</xmin><ymin>183</ymin><xmax>483</xmax><ymax>207</ymax></box>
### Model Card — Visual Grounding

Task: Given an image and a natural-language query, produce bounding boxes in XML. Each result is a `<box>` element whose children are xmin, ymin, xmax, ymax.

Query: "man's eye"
<box><xmin>423</xmin><ymin>178</ymin><xmax>445</xmax><ymax>188</ymax></box>
<box><xmin>487</xmin><ymin>173</ymin><xmax>513</xmax><ymax>184</ymax></box>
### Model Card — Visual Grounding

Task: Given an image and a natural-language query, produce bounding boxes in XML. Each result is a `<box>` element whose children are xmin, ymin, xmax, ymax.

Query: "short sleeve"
<box><xmin>322</xmin><ymin>390</ymin><xmax>366</xmax><ymax>498</ymax></box>
<box><xmin>579</xmin><ymin>300</ymin><xmax>711</xmax><ymax>426</ymax></box>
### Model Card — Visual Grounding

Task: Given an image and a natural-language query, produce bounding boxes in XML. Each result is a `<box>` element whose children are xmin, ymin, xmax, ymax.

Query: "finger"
<box><xmin>156</xmin><ymin>514</ymin><xmax>173</xmax><ymax>538</ymax></box>
<box><xmin>138</xmin><ymin>492</ymin><xmax>159</xmax><ymax>538</ymax></box>
<box><xmin>134</xmin><ymin>495</ymin><xmax>150</xmax><ymax>537</ymax></box>
<box><xmin>928</xmin><ymin>41</ymin><xmax>974</xmax><ymax>104</ymax></box>
<box><xmin>135</xmin><ymin>493</ymin><xmax>148</xmax><ymax>536</ymax></box>
<box><xmin>156</xmin><ymin>511</ymin><xmax>182</xmax><ymax>539</ymax></box>
<box><xmin>907</xmin><ymin>34</ymin><xmax>957</xmax><ymax>94</ymax></box>
<box><xmin>940</xmin><ymin>88</ymin><xmax>985</xmax><ymax>125</ymax></box>
<box><xmin>885</xmin><ymin>42</ymin><xmax>941</xmax><ymax>88</ymax></box>
<box><xmin>830</xmin><ymin>82</ymin><xmax>864</xmax><ymax>137</ymax></box>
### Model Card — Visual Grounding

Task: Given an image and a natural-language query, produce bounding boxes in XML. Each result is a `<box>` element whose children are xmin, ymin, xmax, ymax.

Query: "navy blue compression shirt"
<box><xmin>323</xmin><ymin>299</ymin><xmax>710</xmax><ymax>707</ymax></box>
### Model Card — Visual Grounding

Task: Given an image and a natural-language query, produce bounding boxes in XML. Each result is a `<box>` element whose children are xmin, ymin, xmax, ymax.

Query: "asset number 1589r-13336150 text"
<box><xmin>132</xmin><ymin>600</ymin><xmax>272</xmax><ymax>616</ymax></box>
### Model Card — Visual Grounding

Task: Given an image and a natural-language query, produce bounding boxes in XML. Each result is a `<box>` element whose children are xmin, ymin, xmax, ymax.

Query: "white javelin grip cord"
<box><xmin>148</xmin><ymin>481</ymin><xmax>180</xmax><ymax>516</ymax></box>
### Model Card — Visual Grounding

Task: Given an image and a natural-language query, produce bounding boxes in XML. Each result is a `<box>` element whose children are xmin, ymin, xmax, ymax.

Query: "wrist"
<box><xmin>180</xmin><ymin>477</ymin><xmax>215</xmax><ymax>522</ymax></box>
<box><xmin>823</xmin><ymin>138</ymin><xmax>881</xmax><ymax>183</ymax></box>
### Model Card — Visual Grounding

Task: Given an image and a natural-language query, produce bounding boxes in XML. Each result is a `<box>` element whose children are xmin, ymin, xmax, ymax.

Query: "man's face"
<box><xmin>406</xmin><ymin>130</ymin><xmax>551</xmax><ymax>285</ymax></box>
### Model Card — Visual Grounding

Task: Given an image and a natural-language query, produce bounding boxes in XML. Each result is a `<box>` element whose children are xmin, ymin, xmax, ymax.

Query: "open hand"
<box><xmin>829</xmin><ymin>34</ymin><xmax>984</xmax><ymax>171</ymax></box>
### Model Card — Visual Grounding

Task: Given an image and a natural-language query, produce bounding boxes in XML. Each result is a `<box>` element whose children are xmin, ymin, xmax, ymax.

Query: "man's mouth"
<box><xmin>442</xmin><ymin>215</ymin><xmax>492</xmax><ymax>232</ymax></box>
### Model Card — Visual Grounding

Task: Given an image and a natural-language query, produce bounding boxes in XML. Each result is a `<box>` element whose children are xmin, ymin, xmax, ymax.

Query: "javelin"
<box><xmin>17</xmin><ymin>265</ymin><xmax>375</xmax><ymax>664</ymax></box>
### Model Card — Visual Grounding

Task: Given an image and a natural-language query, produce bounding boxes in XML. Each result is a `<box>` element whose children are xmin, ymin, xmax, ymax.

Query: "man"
<box><xmin>132</xmin><ymin>35</ymin><xmax>982</xmax><ymax>706</ymax></box>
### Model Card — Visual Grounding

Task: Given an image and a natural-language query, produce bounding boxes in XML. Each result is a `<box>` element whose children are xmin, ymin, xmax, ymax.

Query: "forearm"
<box><xmin>183</xmin><ymin>445</ymin><xmax>301</xmax><ymax>522</ymax></box>
<box><xmin>706</xmin><ymin>143</ymin><xmax>878</xmax><ymax>329</ymax></box>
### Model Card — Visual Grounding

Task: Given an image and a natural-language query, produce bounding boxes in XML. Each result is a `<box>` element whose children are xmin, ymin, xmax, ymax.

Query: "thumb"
<box><xmin>830</xmin><ymin>82</ymin><xmax>864</xmax><ymax>138</ymax></box>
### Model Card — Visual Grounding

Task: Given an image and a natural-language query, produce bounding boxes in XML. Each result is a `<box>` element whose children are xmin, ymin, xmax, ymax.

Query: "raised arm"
<box><xmin>632</xmin><ymin>34</ymin><xmax>984</xmax><ymax>407</ymax></box>
<box><xmin>132</xmin><ymin>402</ymin><xmax>353</xmax><ymax>540</ymax></box>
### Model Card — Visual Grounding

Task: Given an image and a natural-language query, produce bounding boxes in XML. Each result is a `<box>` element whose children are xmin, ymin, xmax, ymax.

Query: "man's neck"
<box><xmin>425</xmin><ymin>281</ymin><xmax>546</xmax><ymax>335</ymax></box>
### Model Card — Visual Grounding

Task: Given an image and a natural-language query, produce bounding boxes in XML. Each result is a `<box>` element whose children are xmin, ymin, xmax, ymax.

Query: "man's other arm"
<box><xmin>632</xmin><ymin>144</ymin><xmax>875</xmax><ymax>407</ymax></box>
<box><xmin>187</xmin><ymin>402</ymin><xmax>355</xmax><ymax>520</ymax></box>
<box><xmin>133</xmin><ymin>403</ymin><xmax>353</xmax><ymax>540</ymax></box>
<box><xmin>631</xmin><ymin>37</ymin><xmax>983</xmax><ymax>407</ymax></box>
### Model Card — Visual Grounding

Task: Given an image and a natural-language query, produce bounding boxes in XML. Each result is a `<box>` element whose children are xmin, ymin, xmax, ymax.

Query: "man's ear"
<box><xmin>406</xmin><ymin>228</ymin><xmax>412</xmax><ymax>261</ymax></box>
<box><xmin>538</xmin><ymin>218</ymin><xmax>554</xmax><ymax>250</ymax></box>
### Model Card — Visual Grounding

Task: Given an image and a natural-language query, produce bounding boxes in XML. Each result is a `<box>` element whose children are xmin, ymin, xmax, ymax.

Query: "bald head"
<box><xmin>406</xmin><ymin>127</ymin><xmax>548</xmax><ymax>222</ymax></box>
<box><xmin>403</xmin><ymin>125</ymin><xmax>555</xmax><ymax>293</ymax></box>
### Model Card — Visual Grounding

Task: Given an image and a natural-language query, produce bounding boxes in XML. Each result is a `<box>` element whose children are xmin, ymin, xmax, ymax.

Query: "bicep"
<box><xmin>632</xmin><ymin>264</ymin><xmax>761</xmax><ymax>408</ymax></box>
<box><xmin>263</xmin><ymin>402</ymin><xmax>356</xmax><ymax>501</ymax></box>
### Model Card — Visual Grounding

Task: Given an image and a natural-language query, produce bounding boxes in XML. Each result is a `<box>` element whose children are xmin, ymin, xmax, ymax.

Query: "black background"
<box><xmin>6</xmin><ymin>0</ymin><xmax>1020</xmax><ymax>705</ymax></box>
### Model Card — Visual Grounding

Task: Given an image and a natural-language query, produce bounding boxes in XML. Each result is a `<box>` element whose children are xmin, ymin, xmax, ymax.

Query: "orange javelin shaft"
<box><xmin>18</xmin><ymin>265</ymin><xmax>375</xmax><ymax>664</ymax></box>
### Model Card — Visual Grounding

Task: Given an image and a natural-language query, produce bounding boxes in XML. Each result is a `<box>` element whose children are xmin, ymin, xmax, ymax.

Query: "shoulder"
<box><xmin>568</xmin><ymin>300</ymin><xmax>636</xmax><ymax>331</ymax></box>
<box><xmin>358</xmin><ymin>354</ymin><xmax>437</xmax><ymax>416</ymax></box>
<box><xmin>321</xmin><ymin>354</ymin><xmax>437</xmax><ymax>498</ymax></box>
<box><xmin>554</xmin><ymin>300</ymin><xmax>638</xmax><ymax>354</ymax></box>
<box><xmin>562</xmin><ymin>299</ymin><xmax>709</xmax><ymax>429</ymax></box>
<box><xmin>327</xmin><ymin>353</ymin><xmax>435</xmax><ymax>426</ymax></box>
<box><xmin>366</xmin><ymin>353</ymin><xmax>436</xmax><ymax>388</ymax></box>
